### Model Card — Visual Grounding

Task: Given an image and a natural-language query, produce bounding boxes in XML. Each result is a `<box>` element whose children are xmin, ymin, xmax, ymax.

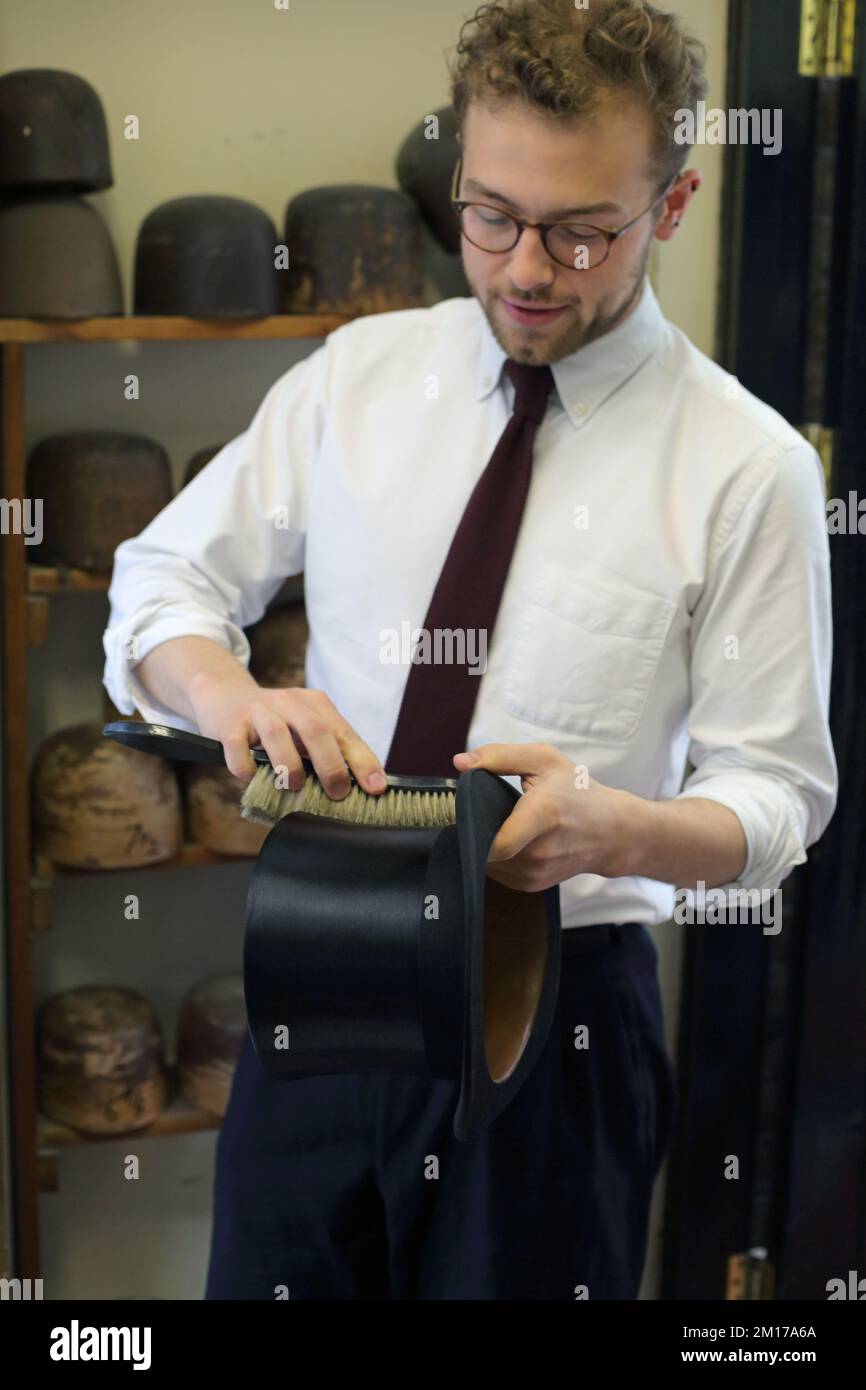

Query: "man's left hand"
<box><xmin>452</xmin><ymin>742</ymin><xmax>633</xmax><ymax>892</ymax></box>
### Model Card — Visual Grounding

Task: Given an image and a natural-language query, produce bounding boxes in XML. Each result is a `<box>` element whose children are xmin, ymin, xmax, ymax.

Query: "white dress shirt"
<box><xmin>103</xmin><ymin>280</ymin><xmax>838</xmax><ymax>929</ymax></box>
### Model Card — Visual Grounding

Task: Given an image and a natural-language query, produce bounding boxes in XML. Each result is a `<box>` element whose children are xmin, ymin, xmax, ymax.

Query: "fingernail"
<box><xmin>368</xmin><ymin>771</ymin><xmax>387</xmax><ymax>791</ymax></box>
<box><xmin>459</xmin><ymin>751</ymin><xmax>480</xmax><ymax>766</ymax></box>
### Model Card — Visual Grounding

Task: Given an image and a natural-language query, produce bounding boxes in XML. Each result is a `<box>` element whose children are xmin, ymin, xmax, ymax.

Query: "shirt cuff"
<box><xmin>102</xmin><ymin>609</ymin><xmax>252</xmax><ymax>733</ymax></box>
<box><xmin>675</xmin><ymin>769</ymin><xmax>808</xmax><ymax>893</ymax></box>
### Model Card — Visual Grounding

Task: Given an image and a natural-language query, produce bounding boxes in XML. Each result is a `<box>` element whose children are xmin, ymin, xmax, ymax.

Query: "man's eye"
<box><xmin>558</xmin><ymin>225</ymin><xmax>605</xmax><ymax>242</ymax></box>
<box><xmin>476</xmin><ymin>208</ymin><xmax>512</xmax><ymax>227</ymax></box>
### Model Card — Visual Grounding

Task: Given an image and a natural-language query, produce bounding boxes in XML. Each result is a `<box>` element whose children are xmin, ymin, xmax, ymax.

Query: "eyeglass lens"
<box><xmin>460</xmin><ymin>205</ymin><xmax>609</xmax><ymax>268</ymax></box>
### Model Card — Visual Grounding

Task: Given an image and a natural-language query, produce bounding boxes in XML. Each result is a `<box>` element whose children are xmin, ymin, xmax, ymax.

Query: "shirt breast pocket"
<box><xmin>501</xmin><ymin>557</ymin><xmax>677</xmax><ymax>742</ymax></box>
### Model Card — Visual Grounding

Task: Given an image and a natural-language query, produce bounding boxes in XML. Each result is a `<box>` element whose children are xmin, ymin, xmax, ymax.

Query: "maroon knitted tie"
<box><xmin>386</xmin><ymin>359</ymin><xmax>556</xmax><ymax>777</ymax></box>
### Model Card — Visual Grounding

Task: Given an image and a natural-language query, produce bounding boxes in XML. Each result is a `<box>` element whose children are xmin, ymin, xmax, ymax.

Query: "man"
<box><xmin>103</xmin><ymin>0</ymin><xmax>836</xmax><ymax>1300</ymax></box>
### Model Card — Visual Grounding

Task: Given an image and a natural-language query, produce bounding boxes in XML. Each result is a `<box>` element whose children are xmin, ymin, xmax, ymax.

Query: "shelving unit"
<box><xmin>1</xmin><ymin>314</ymin><xmax>353</xmax><ymax>1276</ymax></box>
<box><xmin>36</xmin><ymin>1068</ymin><xmax>223</xmax><ymax>1196</ymax></box>
<box><xmin>29</xmin><ymin>846</ymin><xmax>257</xmax><ymax>935</ymax></box>
<box><xmin>28</xmin><ymin>566</ymin><xmax>111</xmax><ymax>594</ymax></box>
<box><xmin>39</xmin><ymin>1090</ymin><xmax>219</xmax><ymax>1150</ymax></box>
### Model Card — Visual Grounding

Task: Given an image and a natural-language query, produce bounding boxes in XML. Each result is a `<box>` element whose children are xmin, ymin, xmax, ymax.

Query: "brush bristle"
<box><xmin>240</xmin><ymin>763</ymin><xmax>457</xmax><ymax>829</ymax></box>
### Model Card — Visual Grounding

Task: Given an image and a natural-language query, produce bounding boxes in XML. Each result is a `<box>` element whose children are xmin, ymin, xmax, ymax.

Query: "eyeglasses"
<box><xmin>450</xmin><ymin>157</ymin><xmax>677</xmax><ymax>271</ymax></box>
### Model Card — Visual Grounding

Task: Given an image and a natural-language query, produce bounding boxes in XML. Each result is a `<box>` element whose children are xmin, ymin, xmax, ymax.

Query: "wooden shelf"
<box><xmin>36</xmin><ymin>1072</ymin><xmax>224</xmax><ymax>1189</ymax></box>
<box><xmin>31</xmin><ymin>844</ymin><xmax>256</xmax><ymax>931</ymax></box>
<box><xmin>38</xmin><ymin>1096</ymin><xmax>221</xmax><ymax>1150</ymax></box>
<box><xmin>158</xmin><ymin>842</ymin><xmax>256</xmax><ymax>871</ymax></box>
<box><xmin>0</xmin><ymin>314</ymin><xmax>352</xmax><ymax>343</ymax></box>
<box><xmin>34</xmin><ymin>841</ymin><xmax>256</xmax><ymax>884</ymax></box>
<box><xmin>27</xmin><ymin>565</ymin><xmax>111</xmax><ymax>593</ymax></box>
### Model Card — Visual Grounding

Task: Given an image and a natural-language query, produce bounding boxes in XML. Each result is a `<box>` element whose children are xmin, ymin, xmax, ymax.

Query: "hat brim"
<box><xmin>450</xmin><ymin>769</ymin><xmax>561</xmax><ymax>1141</ymax></box>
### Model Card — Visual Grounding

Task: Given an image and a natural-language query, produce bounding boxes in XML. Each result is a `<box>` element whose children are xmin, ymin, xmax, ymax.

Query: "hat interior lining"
<box><xmin>482</xmin><ymin>878</ymin><xmax>548</xmax><ymax>1083</ymax></box>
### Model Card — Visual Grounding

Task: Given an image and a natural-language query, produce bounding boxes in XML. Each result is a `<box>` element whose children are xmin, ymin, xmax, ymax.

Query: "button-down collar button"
<box><xmin>574</xmin><ymin>401</ymin><xmax>589</xmax><ymax>417</ymax></box>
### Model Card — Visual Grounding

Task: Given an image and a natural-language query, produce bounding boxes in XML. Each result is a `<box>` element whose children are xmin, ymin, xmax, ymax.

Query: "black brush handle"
<box><xmin>102</xmin><ymin>720</ymin><xmax>460</xmax><ymax>792</ymax></box>
<box><xmin>103</xmin><ymin>721</ymin><xmax>272</xmax><ymax>766</ymax></box>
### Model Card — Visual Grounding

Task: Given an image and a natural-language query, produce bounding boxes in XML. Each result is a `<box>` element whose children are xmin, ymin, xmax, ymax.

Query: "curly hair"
<box><xmin>449</xmin><ymin>0</ymin><xmax>709</xmax><ymax>190</ymax></box>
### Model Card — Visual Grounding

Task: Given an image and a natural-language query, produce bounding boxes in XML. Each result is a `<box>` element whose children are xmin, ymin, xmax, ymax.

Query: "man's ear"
<box><xmin>655</xmin><ymin>167</ymin><xmax>702</xmax><ymax>241</ymax></box>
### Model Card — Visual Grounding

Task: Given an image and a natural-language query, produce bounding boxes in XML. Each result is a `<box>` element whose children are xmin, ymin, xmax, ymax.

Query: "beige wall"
<box><xmin>2</xmin><ymin>0</ymin><xmax>727</xmax><ymax>1299</ymax></box>
<box><xmin>1</xmin><ymin>0</ymin><xmax>727</xmax><ymax>351</ymax></box>
<box><xmin>651</xmin><ymin>0</ymin><xmax>729</xmax><ymax>354</ymax></box>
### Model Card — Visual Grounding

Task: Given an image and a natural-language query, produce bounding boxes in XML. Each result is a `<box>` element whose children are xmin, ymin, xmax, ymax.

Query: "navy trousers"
<box><xmin>204</xmin><ymin>922</ymin><xmax>677</xmax><ymax>1300</ymax></box>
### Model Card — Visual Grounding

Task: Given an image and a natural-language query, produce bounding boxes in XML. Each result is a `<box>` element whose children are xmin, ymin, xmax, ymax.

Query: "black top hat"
<box><xmin>244</xmin><ymin>768</ymin><xmax>561</xmax><ymax>1141</ymax></box>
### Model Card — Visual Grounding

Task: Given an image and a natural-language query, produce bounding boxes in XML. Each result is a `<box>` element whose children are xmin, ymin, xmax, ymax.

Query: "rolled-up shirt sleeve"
<box><xmin>102</xmin><ymin>343</ymin><xmax>328</xmax><ymax>730</ymax></box>
<box><xmin>675</xmin><ymin>441</ymin><xmax>838</xmax><ymax>892</ymax></box>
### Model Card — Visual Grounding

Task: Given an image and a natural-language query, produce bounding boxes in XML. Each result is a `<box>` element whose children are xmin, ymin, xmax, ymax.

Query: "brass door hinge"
<box><xmin>799</xmin><ymin>0</ymin><xmax>857</xmax><ymax>77</ymax></box>
<box><xmin>726</xmin><ymin>1248</ymin><xmax>777</xmax><ymax>1299</ymax></box>
<box><xmin>798</xmin><ymin>423</ymin><xmax>835</xmax><ymax>493</ymax></box>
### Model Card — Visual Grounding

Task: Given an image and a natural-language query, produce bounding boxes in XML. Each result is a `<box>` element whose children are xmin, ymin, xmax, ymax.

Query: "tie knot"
<box><xmin>503</xmin><ymin>359</ymin><xmax>556</xmax><ymax>425</ymax></box>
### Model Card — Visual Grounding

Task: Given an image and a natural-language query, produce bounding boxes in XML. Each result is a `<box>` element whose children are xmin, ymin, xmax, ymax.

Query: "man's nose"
<box><xmin>506</xmin><ymin>226</ymin><xmax>558</xmax><ymax>292</ymax></box>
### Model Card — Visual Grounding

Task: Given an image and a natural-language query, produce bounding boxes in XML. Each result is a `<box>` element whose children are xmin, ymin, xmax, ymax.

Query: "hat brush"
<box><xmin>102</xmin><ymin>721</ymin><xmax>458</xmax><ymax>829</ymax></box>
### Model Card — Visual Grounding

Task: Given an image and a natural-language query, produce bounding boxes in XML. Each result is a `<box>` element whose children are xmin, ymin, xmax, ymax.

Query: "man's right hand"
<box><xmin>189</xmin><ymin>676</ymin><xmax>388</xmax><ymax>801</ymax></box>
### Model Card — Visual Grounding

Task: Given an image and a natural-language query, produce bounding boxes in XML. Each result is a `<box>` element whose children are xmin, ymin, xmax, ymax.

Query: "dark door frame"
<box><xmin>662</xmin><ymin>0</ymin><xmax>865</xmax><ymax>1300</ymax></box>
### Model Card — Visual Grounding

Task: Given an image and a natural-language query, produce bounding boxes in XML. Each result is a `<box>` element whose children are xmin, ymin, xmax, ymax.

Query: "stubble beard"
<box><xmin>473</xmin><ymin>233</ymin><xmax>653</xmax><ymax>366</ymax></box>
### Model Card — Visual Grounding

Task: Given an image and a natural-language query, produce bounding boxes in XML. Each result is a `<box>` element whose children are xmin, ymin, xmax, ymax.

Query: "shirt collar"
<box><xmin>476</xmin><ymin>278</ymin><xmax>667</xmax><ymax>430</ymax></box>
